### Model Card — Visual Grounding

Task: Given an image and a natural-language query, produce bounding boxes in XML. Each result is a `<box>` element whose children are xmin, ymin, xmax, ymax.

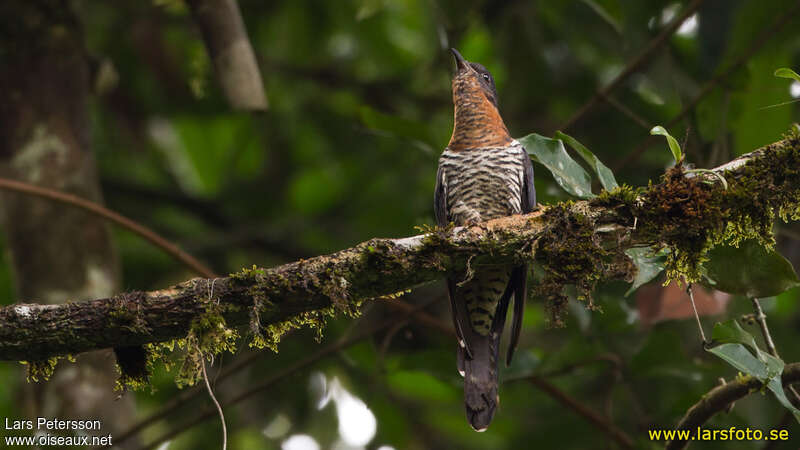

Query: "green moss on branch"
<box><xmin>2</xmin><ymin>136</ymin><xmax>800</xmax><ymax>391</ymax></box>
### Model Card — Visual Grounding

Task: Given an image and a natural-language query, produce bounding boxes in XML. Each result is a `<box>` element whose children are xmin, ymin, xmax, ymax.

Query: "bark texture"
<box><xmin>0</xmin><ymin>0</ymin><xmax>136</xmax><ymax>444</ymax></box>
<box><xmin>187</xmin><ymin>0</ymin><xmax>268</xmax><ymax>110</ymax></box>
<box><xmin>0</xmin><ymin>135</ymin><xmax>799</xmax><ymax>361</ymax></box>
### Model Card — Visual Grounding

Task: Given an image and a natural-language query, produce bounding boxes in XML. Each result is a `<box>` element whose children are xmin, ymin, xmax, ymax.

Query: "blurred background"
<box><xmin>1</xmin><ymin>0</ymin><xmax>800</xmax><ymax>449</ymax></box>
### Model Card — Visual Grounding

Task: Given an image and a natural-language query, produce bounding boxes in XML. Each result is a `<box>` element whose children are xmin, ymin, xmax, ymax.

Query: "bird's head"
<box><xmin>450</xmin><ymin>48</ymin><xmax>499</xmax><ymax>109</ymax></box>
<box><xmin>447</xmin><ymin>48</ymin><xmax>510</xmax><ymax>151</ymax></box>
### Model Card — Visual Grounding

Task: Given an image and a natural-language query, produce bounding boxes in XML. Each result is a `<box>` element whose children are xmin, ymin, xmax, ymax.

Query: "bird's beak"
<box><xmin>451</xmin><ymin>48</ymin><xmax>467</xmax><ymax>71</ymax></box>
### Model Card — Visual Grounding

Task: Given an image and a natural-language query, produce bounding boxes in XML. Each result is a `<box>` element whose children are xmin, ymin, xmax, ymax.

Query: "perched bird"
<box><xmin>434</xmin><ymin>48</ymin><xmax>536</xmax><ymax>431</ymax></box>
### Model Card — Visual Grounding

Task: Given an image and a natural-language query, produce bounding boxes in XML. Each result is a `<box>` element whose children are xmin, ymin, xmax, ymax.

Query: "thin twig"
<box><xmin>686</xmin><ymin>283</ymin><xmax>708</xmax><ymax>344</ymax></box>
<box><xmin>0</xmin><ymin>177</ymin><xmax>217</xmax><ymax>278</ymax></box>
<box><xmin>615</xmin><ymin>2</ymin><xmax>800</xmax><ymax>170</ymax></box>
<box><xmin>532</xmin><ymin>353</ymin><xmax>622</xmax><ymax>379</ymax></box>
<box><xmin>378</xmin><ymin>297</ymin><xmax>455</xmax><ymax>336</ymax></box>
<box><xmin>602</xmin><ymin>93</ymin><xmax>652</xmax><ymax>130</ymax></box>
<box><xmin>750</xmin><ymin>297</ymin><xmax>800</xmax><ymax>405</ymax></box>
<box><xmin>112</xmin><ymin>296</ymin><xmax>444</xmax><ymax>446</ymax></box>
<box><xmin>6</xmin><ymin>136</ymin><xmax>800</xmax><ymax>361</ymax></box>
<box><xmin>186</xmin><ymin>0</ymin><xmax>267</xmax><ymax>110</ymax></box>
<box><xmin>350</xmin><ymin>306</ymin><xmax>635</xmax><ymax>448</ymax></box>
<box><xmin>558</xmin><ymin>0</ymin><xmax>706</xmax><ymax>133</ymax></box>
<box><xmin>751</xmin><ymin>298</ymin><xmax>778</xmax><ymax>357</ymax></box>
<box><xmin>377</xmin><ymin>318</ymin><xmax>409</xmax><ymax>370</ymax></box>
<box><xmin>199</xmin><ymin>349</ymin><xmax>227</xmax><ymax>450</ymax></box>
<box><xmin>529</xmin><ymin>377</ymin><xmax>634</xmax><ymax>449</ymax></box>
<box><xmin>135</xmin><ymin>298</ymin><xmax>441</xmax><ymax>450</ymax></box>
<box><xmin>666</xmin><ymin>363</ymin><xmax>800</xmax><ymax>450</ymax></box>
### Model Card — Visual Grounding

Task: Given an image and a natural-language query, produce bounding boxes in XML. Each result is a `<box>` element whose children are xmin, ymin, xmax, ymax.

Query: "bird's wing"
<box><xmin>506</xmin><ymin>266</ymin><xmax>526</xmax><ymax>365</ymax></box>
<box><xmin>447</xmin><ymin>279</ymin><xmax>475</xmax><ymax>359</ymax></box>
<box><xmin>434</xmin><ymin>165</ymin><xmax>448</xmax><ymax>227</ymax></box>
<box><xmin>521</xmin><ymin>148</ymin><xmax>536</xmax><ymax>213</ymax></box>
<box><xmin>436</xmin><ymin>166</ymin><xmax>474</xmax><ymax>358</ymax></box>
<box><xmin>506</xmin><ymin>148</ymin><xmax>537</xmax><ymax>365</ymax></box>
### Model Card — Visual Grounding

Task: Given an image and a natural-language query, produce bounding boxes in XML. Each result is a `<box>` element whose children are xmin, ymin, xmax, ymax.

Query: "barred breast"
<box><xmin>437</xmin><ymin>141</ymin><xmax>527</xmax><ymax>335</ymax></box>
<box><xmin>438</xmin><ymin>141</ymin><xmax>526</xmax><ymax>225</ymax></box>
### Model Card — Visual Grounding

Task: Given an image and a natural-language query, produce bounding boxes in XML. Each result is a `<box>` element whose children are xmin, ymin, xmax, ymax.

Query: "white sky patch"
<box><xmin>377</xmin><ymin>446</ymin><xmax>397</xmax><ymax>450</ymax></box>
<box><xmin>790</xmin><ymin>81</ymin><xmax>800</xmax><ymax>98</ymax></box>
<box><xmin>282</xmin><ymin>434</ymin><xmax>320</xmax><ymax>450</ymax></box>
<box><xmin>335</xmin><ymin>388</ymin><xmax>377</xmax><ymax>446</ymax></box>
<box><xmin>312</xmin><ymin>373</ymin><xmax>377</xmax><ymax>447</ymax></box>
<box><xmin>676</xmin><ymin>13</ymin><xmax>698</xmax><ymax>37</ymax></box>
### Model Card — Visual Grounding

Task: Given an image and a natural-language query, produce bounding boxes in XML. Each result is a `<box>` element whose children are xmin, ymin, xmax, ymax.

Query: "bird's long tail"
<box><xmin>458</xmin><ymin>332</ymin><xmax>501</xmax><ymax>432</ymax></box>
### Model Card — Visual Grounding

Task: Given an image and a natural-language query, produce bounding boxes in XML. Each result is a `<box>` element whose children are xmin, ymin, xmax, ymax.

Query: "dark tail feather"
<box><xmin>463</xmin><ymin>332</ymin><xmax>501</xmax><ymax>432</ymax></box>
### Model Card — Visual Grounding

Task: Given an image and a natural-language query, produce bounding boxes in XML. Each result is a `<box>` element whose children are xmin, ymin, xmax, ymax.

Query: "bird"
<box><xmin>434</xmin><ymin>48</ymin><xmax>536</xmax><ymax>431</ymax></box>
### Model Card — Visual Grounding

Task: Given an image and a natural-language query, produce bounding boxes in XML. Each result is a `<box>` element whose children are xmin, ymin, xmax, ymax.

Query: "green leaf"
<box><xmin>519</xmin><ymin>133</ymin><xmax>594</xmax><ymax>199</ymax></box>
<box><xmin>704</xmin><ymin>240</ymin><xmax>800</xmax><ymax>298</ymax></box>
<box><xmin>767</xmin><ymin>377</ymin><xmax>800</xmax><ymax>423</ymax></box>
<box><xmin>555</xmin><ymin>131</ymin><xmax>619</xmax><ymax>191</ymax></box>
<box><xmin>711</xmin><ymin>319</ymin><xmax>763</xmax><ymax>360</ymax></box>
<box><xmin>774</xmin><ymin>67</ymin><xmax>800</xmax><ymax>83</ymax></box>
<box><xmin>624</xmin><ymin>247</ymin><xmax>664</xmax><ymax>296</ymax></box>
<box><xmin>707</xmin><ymin>321</ymin><xmax>800</xmax><ymax>422</ymax></box>
<box><xmin>707</xmin><ymin>343</ymin><xmax>771</xmax><ymax>379</ymax></box>
<box><xmin>649</xmin><ymin>126</ymin><xmax>682</xmax><ymax>163</ymax></box>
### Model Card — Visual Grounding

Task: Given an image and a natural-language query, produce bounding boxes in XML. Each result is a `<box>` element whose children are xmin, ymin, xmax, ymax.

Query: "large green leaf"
<box><xmin>519</xmin><ymin>133</ymin><xmax>594</xmax><ymax>199</ymax></box>
<box><xmin>708</xmin><ymin>343</ymin><xmax>773</xmax><ymax>379</ymax></box>
<box><xmin>624</xmin><ymin>247</ymin><xmax>665</xmax><ymax>296</ymax></box>
<box><xmin>704</xmin><ymin>240</ymin><xmax>800</xmax><ymax>298</ymax></box>
<box><xmin>555</xmin><ymin>131</ymin><xmax>619</xmax><ymax>191</ymax></box>
<box><xmin>707</xmin><ymin>321</ymin><xmax>800</xmax><ymax>422</ymax></box>
<box><xmin>711</xmin><ymin>319</ymin><xmax>762</xmax><ymax>360</ymax></box>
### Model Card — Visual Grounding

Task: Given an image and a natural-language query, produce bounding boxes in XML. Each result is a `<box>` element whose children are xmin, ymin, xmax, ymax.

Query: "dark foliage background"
<box><xmin>1</xmin><ymin>1</ymin><xmax>800</xmax><ymax>449</ymax></box>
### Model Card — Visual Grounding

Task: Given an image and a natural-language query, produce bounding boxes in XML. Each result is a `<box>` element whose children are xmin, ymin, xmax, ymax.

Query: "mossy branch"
<box><xmin>665</xmin><ymin>362</ymin><xmax>800</xmax><ymax>450</ymax></box>
<box><xmin>1</xmin><ymin>136</ymin><xmax>799</xmax><ymax>362</ymax></box>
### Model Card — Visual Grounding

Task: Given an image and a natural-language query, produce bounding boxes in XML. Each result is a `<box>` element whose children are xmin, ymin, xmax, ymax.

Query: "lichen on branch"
<box><xmin>1</xmin><ymin>135</ymin><xmax>799</xmax><ymax>385</ymax></box>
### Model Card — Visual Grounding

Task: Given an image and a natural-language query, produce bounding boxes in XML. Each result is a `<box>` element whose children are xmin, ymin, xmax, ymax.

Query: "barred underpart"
<box><xmin>438</xmin><ymin>141</ymin><xmax>526</xmax><ymax>334</ymax></box>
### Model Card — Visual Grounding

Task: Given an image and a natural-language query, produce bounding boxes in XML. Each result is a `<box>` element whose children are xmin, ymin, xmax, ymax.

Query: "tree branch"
<box><xmin>186</xmin><ymin>0</ymin><xmax>268</xmax><ymax>111</ymax></box>
<box><xmin>665</xmin><ymin>363</ymin><xmax>800</xmax><ymax>450</ymax></box>
<box><xmin>529</xmin><ymin>377</ymin><xmax>634</xmax><ymax>449</ymax></box>
<box><xmin>557</xmin><ymin>0</ymin><xmax>706</xmax><ymax>133</ymax></box>
<box><xmin>0</xmin><ymin>177</ymin><xmax>217</xmax><ymax>278</ymax></box>
<box><xmin>614</xmin><ymin>1</ymin><xmax>800</xmax><ymax>170</ymax></box>
<box><xmin>1</xmin><ymin>136</ymin><xmax>799</xmax><ymax>361</ymax></box>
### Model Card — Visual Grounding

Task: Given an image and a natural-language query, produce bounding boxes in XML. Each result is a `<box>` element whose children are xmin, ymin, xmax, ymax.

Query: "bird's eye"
<box><xmin>482</xmin><ymin>73</ymin><xmax>491</xmax><ymax>83</ymax></box>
